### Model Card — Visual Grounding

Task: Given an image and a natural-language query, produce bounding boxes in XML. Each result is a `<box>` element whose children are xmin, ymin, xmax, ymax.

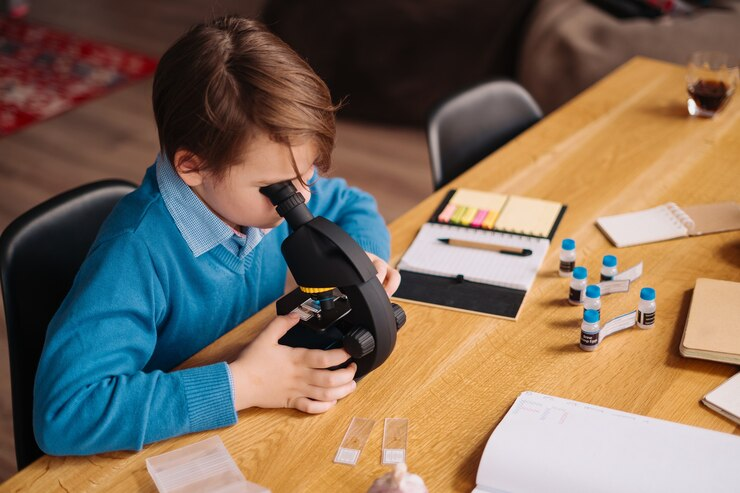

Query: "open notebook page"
<box><xmin>397</xmin><ymin>223</ymin><xmax>550</xmax><ymax>291</ymax></box>
<box><xmin>474</xmin><ymin>392</ymin><xmax>740</xmax><ymax>493</ymax></box>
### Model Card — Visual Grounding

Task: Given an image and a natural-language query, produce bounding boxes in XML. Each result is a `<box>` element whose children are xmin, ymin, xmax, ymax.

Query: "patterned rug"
<box><xmin>0</xmin><ymin>18</ymin><xmax>157</xmax><ymax>136</ymax></box>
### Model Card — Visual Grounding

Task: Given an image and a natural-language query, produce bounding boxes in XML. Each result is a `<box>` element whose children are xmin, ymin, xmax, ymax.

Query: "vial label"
<box><xmin>580</xmin><ymin>330</ymin><xmax>599</xmax><ymax>349</ymax></box>
<box><xmin>559</xmin><ymin>260</ymin><xmax>575</xmax><ymax>273</ymax></box>
<box><xmin>638</xmin><ymin>310</ymin><xmax>655</xmax><ymax>326</ymax></box>
<box><xmin>583</xmin><ymin>308</ymin><xmax>601</xmax><ymax>317</ymax></box>
<box><xmin>569</xmin><ymin>287</ymin><xmax>583</xmax><ymax>303</ymax></box>
<box><xmin>600</xmin><ymin>274</ymin><xmax>613</xmax><ymax>282</ymax></box>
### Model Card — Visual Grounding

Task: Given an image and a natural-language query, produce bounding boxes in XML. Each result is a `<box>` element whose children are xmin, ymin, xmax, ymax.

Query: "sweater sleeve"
<box><xmin>308</xmin><ymin>177</ymin><xmax>391</xmax><ymax>261</ymax></box>
<box><xmin>33</xmin><ymin>234</ymin><xmax>236</xmax><ymax>456</ymax></box>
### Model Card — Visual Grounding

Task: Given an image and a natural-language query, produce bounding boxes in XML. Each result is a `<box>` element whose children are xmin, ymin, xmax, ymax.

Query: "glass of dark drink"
<box><xmin>686</xmin><ymin>52</ymin><xmax>738</xmax><ymax>117</ymax></box>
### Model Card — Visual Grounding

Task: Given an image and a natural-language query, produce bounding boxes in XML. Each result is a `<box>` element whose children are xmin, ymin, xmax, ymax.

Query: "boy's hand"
<box><xmin>366</xmin><ymin>252</ymin><xmax>401</xmax><ymax>297</ymax></box>
<box><xmin>229</xmin><ymin>314</ymin><xmax>357</xmax><ymax>414</ymax></box>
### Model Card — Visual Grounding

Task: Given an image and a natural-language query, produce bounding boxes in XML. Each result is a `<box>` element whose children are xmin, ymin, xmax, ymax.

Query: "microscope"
<box><xmin>260</xmin><ymin>182</ymin><xmax>406</xmax><ymax>379</ymax></box>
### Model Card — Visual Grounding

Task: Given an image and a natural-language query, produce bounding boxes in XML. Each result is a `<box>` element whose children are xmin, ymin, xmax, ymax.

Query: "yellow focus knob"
<box><xmin>298</xmin><ymin>286</ymin><xmax>335</xmax><ymax>294</ymax></box>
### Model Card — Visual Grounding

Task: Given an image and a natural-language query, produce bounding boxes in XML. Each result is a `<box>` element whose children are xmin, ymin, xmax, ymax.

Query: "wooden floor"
<box><xmin>0</xmin><ymin>0</ymin><xmax>431</xmax><ymax>480</ymax></box>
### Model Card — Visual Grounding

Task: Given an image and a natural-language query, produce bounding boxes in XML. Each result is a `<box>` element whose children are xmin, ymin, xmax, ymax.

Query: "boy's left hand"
<box><xmin>366</xmin><ymin>252</ymin><xmax>401</xmax><ymax>297</ymax></box>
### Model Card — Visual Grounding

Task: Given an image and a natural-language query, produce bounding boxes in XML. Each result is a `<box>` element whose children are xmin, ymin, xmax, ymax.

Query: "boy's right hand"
<box><xmin>228</xmin><ymin>313</ymin><xmax>358</xmax><ymax>414</ymax></box>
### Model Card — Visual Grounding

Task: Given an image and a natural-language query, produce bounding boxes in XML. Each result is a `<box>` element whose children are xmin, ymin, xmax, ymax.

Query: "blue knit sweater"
<box><xmin>33</xmin><ymin>165</ymin><xmax>390</xmax><ymax>455</ymax></box>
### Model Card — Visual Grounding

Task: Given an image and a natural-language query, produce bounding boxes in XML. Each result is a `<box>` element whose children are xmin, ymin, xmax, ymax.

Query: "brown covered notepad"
<box><xmin>680</xmin><ymin>278</ymin><xmax>740</xmax><ymax>365</ymax></box>
<box><xmin>596</xmin><ymin>202</ymin><xmax>740</xmax><ymax>248</ymax></box>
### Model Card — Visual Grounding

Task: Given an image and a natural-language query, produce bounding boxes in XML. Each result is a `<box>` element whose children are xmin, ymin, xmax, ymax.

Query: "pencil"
<box><xmin>437</xmin><ymin>238</ymin><xmax>532</xmax><ymax>256</ymax></box>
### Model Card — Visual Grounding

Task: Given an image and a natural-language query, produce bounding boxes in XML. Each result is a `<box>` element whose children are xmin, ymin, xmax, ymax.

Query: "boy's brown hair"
<box><xmin>153</xmin><ymin>15</ymin><xmax>338</xmax><ymax>179</ymax></box>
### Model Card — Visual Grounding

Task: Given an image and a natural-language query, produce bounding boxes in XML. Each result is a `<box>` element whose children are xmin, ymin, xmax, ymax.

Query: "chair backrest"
<box><xmin>426</xmin><ymin>79</ymin><xmax>543</xmax><ymax>190</ymax></box>
<box><xmin>0</xmin><ymin>179</ymin><xmax>136</xmax><ymax>470</ymax></box>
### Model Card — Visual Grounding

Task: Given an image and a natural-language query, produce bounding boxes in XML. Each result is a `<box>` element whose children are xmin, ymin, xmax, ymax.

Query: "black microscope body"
<box><xmin>260</xmin><ymin>181</ymin><xmax>405</xmax><ymax>379</ymax></box>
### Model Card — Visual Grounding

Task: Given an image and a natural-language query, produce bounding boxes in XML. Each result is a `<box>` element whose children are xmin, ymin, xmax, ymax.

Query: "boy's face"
<box><xmin>175</xmin><ymin>132</ymin><xmax>317</xmax><ymax>230</ymax></box>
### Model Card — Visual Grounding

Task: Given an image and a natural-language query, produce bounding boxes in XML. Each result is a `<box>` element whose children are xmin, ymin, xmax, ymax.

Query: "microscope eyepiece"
<box><xmin>260</xmin><ymin>181</ymin><xmax>313</xmax><ymax>228</ymax></box>
<box><xmin>260</xmin><ymin>181</ymin><xmax>297</xmax><ymax>206</ymax></box>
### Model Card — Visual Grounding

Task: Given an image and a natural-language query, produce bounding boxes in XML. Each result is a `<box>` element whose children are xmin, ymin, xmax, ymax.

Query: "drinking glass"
<box><xmin>686</xmin><ymin>51</ymin><xmax>738</xmax><ymax>117</ymax></box>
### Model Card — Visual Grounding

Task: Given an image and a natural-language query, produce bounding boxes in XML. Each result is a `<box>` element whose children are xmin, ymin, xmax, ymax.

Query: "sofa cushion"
<box><xmin>519</xmin><ymin>0</ymin><xmax>740</xmax><ymax>113</ymax></box>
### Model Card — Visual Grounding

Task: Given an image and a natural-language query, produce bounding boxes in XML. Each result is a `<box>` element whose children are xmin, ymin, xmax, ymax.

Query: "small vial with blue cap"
<box><xmin>580</xmin><ymin>309</ymin><xmax>601</xmax><ymax>351</ymax></box>
<box><xmin>569</xmin><ymin>266</ymin><xmax>588</xmax><ymax>305</ymax></box>
<box><xmin>559</xmin><ymin>238</ymin><xmax>577</xmax><ymax>277</ymax></box>
<box><xmin>637</xmin><ymin>287</ymin><xmax>656</xmax><ymax>329</ymax></box>
<box><xmin>600</xmin><ymin>255</ymin><xmax>618</xmax><ymax>281</ymax></box>
<box><xmin>583</xmin><ymin>285</ymin><xmax>601</xmax><ymax>316</ymax></box>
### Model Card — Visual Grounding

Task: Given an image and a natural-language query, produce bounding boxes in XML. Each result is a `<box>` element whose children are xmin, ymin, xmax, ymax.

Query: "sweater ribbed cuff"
<box><xmin>180</xmin><ymin>362</ymin><xmax>237</xmax><ymax>433</ymax></box>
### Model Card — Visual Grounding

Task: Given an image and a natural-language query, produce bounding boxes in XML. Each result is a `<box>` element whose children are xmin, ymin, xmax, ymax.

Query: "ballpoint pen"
<box><xmin>437</xmin><ymin>238</ymin><xmax>532</xmax><ymax>256</ymax></box>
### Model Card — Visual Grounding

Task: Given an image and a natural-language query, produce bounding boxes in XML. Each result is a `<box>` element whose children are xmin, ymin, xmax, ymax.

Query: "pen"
<box><xmin>437</xmin><ymin>238</ymin><xmax>532</xmax><ymax>256</ymax></box>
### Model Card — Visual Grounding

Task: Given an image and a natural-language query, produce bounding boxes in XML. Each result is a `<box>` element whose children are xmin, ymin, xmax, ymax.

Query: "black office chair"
<box><xmin>426</xmin><ymin>79</ymin><xmax>543</xmax><ymax>190</ymax></box>
<box><xmin>0</xmin><ymin>179</ymin><xmax>136</xmax><ymax>470</ymax></box>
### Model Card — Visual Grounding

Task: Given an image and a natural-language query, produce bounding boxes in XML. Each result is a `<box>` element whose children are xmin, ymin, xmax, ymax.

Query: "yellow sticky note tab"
<box><xmin>481</xmin><ymin>210</ymin><xmax>499</xmax><ymax>230</ymax></box>
<box><xmin>450</xmin><ymin>205</ymin><xmax>467</xmax><ymax>224</ymax></box>
<box><xmin>460</xmin><ymin>207</ymin><xmax>478</xmax><ymax>226</ymax></box>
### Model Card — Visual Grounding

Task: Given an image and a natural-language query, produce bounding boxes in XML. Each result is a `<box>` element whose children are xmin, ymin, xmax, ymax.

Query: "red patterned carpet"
<box><xmin>0</xmin><ymin>18</ymin><xmax>157</xmax><ymax>136</ymax></box>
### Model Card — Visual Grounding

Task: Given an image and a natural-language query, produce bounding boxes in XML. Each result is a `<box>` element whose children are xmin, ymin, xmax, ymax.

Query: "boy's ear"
<box><xmin>173</xmin><ymin>150</ymin><xmax>206</xmax><ymax>187</ymax></box>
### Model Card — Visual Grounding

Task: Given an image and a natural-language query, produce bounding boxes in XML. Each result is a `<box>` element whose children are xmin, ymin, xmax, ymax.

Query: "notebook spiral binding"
<box><xmin>462</xmin><ymin>225</ymin><xmax>541</xmax><ymax>242</ymax></box>
<box><xmin>665</xmin><ymin>202</ymin><xmax>696</xmax><ymax>233</ymax></box>
<box><xmin>496</xmin><ymin>225</ymin><xmax>536</xmax><ymax>237</ymax></box>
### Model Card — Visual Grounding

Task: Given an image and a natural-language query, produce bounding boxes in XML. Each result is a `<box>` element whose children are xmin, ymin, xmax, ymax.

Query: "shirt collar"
<box><xmin>155</xmin><ymin>154</ymin><xmax>264</xmax><ymax>258</ymax></box>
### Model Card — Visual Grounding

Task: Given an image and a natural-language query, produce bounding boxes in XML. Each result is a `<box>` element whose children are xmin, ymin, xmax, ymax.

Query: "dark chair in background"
<box><xmin>0</xmin><ymin>179</ymin><xmax>136</xmax><ymax>470</ymax></box>
<box><xmin>426</xmin><ymin>80</ymin><xmax>542</xmax><ymax>190</ymax></box>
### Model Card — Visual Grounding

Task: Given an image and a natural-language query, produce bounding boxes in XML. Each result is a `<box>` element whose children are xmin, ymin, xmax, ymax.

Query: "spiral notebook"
<box><xmin>596</xmin><ymin>202</ymin><xmax>740</xmax><ymax>248</ymax></box>
<box><xmin>397</xmin><ymin>223</ymin><xmax>550</xmax><ymax>291</ymax></box>
<box><xmin>394</xmin><ymin>189</ymin><xmax>566</xmax><ymax>320</ymax></box>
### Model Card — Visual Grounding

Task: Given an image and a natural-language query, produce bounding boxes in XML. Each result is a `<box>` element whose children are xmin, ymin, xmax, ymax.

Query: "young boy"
<box><xmin>33</xmin><ymin>15</ymin><xmax>401</xmax><ymax>456</ymax></box>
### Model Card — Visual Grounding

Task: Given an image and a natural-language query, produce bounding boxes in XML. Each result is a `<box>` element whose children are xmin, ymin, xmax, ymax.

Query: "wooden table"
<box><xmin>4</xmin><ymin>57</ymin><xmax>740</xmax><ymax>492</ymax></box>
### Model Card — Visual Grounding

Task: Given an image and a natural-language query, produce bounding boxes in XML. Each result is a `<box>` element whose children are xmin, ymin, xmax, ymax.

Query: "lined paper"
<box><xmin>397</xmin><ymin>223</ymin><xmax>550</xmax><ymax>291</ymax></box>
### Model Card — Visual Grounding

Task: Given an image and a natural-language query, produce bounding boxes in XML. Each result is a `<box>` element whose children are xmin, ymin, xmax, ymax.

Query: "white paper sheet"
<box><xmin>474</xmin><ymin>392</ymin><xmax>740</xmax><ymax>493</ymax></box>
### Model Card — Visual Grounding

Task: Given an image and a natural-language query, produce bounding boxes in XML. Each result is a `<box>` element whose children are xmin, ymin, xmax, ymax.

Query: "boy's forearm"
<box><xmin>34</xmin><ymin>363</ymin><xmax>236</xmax><ymax>455</ymax></box>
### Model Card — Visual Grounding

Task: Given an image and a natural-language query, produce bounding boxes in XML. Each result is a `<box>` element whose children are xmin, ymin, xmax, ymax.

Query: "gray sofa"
<box><xmin>520</xmin><ymin>0</ymin><xmax>740</xmax><ymax>112</ymax></box>
<box><xmin>263</xmin><ymin>1</ymin><xmax>740</xmax><ymax>122</ymax></box>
